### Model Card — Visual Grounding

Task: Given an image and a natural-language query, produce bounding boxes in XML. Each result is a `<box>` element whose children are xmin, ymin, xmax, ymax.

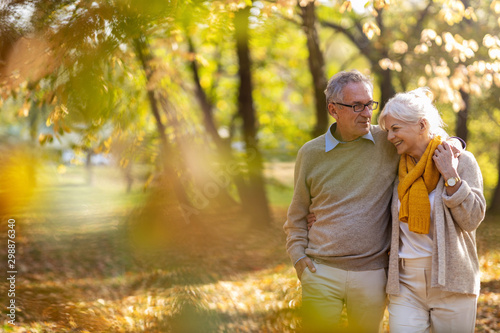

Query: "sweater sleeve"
<box><xmin>441</xmin><ymin>152</ymin><xmax>486</xmax><ymax>232</ymax></box>
<box><xmin>283</xmin><ymin>147</ymin><xmax>312</xmax><ymax>265</ymax></box>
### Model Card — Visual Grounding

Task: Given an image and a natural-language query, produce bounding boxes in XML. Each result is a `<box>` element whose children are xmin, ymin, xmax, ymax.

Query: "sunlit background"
<box><xmin>0</xmin><ymin>0</ymin><xmax>499</xmax><ymax>332</ymax></box>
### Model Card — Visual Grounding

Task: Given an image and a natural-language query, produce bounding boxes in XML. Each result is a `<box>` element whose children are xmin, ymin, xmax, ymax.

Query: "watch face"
<box><xmin>447</xmin><ymin>178</ymin><xmax>457</xmax><ymax>186</ymax></box>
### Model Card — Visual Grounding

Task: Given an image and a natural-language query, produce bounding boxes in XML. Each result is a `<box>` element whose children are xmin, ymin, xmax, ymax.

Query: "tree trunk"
<box><xmin>456</xmin><ymin>89</ymin><xmax>469</xmax><ymax>142</ymax></box>
<box><xmin>299</xmin><ymin>1</ymin><xmax>328</xmax><ymax>138</ymax></box>
<box><xmin>489</xmin><ymin>142</ymin><xmax>500</xmax><ymax>214</ymax></box>
<box><xmin>0</xmin><ymin>24</ymin><xmax>21</xmax><ymax>84</ymax></box>
<box><xmin>133</xmin><ymin>36</ymin><xmax>191</xmax><ymax>210</ymax></box>
<box><xmin>85</xmin><ymin>149</ymin><xmax>93</xmax><ymax>185</ymax></box>
<box><xmin>377</xmin><ymin>67</ymin><xmax>396</xmax><ymax>112</ymax></box>
<box><xmin>234</xmin><ymin>6</ymin><xmax>271</xmax><ymax>226</ymax></box>
<box><xmin>187</xmin><ymin>36</ymin><xmax>239</xmax><ymax>207</ymax></box>
<box><xmin>187</xmin><ymin>37</ymin><xmax>224</xmax><ymax>148</ymax></box>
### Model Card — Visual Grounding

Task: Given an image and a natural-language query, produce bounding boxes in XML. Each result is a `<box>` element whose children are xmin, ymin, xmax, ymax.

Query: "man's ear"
<box><xmin>328</xmin><ymin>103</ymin><xmax>338</xmax><ymax>119</ymax></box>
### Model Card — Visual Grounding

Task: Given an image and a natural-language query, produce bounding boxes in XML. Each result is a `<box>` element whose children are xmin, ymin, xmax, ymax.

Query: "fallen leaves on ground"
<box><xmin>1</xmin><ymin>186</ymin><xmax>499</xmax><ymax>332</ymax></box>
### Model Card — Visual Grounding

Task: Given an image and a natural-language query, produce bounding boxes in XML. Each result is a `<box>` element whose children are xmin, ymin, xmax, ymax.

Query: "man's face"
<box><xmin>328</xmin><ymin>82</ymin><xmax>373</xmax><ymax>142</ymax></box>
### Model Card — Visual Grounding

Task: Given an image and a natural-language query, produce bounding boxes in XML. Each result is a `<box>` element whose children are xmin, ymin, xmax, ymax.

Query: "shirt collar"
<box><xmin>325</xmin><ymin>123</ymin><xmax>375</xmax><ymax>152</ymax></box>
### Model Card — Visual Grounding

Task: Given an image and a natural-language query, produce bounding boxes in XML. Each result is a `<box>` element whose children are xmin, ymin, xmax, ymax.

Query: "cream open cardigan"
<box><xmin>386</xmin><ymin>151</ymin><xmax>486</xmax><ymax>296</ymax></box>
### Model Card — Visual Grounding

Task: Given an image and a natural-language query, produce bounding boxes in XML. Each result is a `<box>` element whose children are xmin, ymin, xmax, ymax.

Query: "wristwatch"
<box><xmin>445</xmin><ymin>176</ymin><xmax>460</xmax><ymax>187</ymax></box>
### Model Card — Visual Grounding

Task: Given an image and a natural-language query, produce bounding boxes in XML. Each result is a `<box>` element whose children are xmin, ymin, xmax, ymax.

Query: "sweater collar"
<box><xmin>325</xmin><ymin>123</ymin><xmax>375</xmax><ymax>152</ymax></box>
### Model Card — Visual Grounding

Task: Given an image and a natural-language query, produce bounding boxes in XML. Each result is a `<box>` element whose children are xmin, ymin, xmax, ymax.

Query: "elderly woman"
<box><xmin>378</xmin><ymin>87</ymin><xmax>486</xmax><ymax>332</ymax></box>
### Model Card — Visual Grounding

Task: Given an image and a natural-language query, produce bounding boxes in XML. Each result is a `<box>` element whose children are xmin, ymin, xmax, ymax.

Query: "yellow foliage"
<box><xmin>491</xmin><ymin>0</ymin><xmax>500</xmax><ymax>14</ymax></box>
<box><xmin>18</xmin><ymin>100</ymin><xmax>30</xmax><ymax>117</ymax></box>
<box><xmin>440</xmin><ymin>0</ymin><xmax>465</xmax><ymax>25</ymax></box>
<box><xmin>57</xmin><ymin>164</ymin><xmax>67</xmax><ymax>174</ymax></box>
<box><xmin>392</xmin><ymin>40</ymin><xmax>408</xmax><ymax>54</ymax></box>
<box><xmin>0</xmin><ymin>148</ymin><xmax>36</xmax><ymax>217</ymax></box>
<box><xmin>414</xmin><ymin>43</ymin><xmax>429</xmax><ymax>55</ymax></box>
<box><xmin>362</xmin><ymin>22</ymin><xmax>380</xmax><ymax>40</ymax></box>
<box><xmin>378</xmin><ymin>58</ymin><xmax>402</xmax><ymax>72</ymax></box>
<box><xmin>298</xmin><ymin>0</ymin><xmax>314</xmax><ymax>8</ymax></box>
<box><xmin>373</xmin><ymin>0</ymin><xmax>390</xmax><ymax>10</ymax></box>
<box><xmin>339</xmin><ymin>1</ymin><xmax>352</xmax><ymax>13</ymax></box>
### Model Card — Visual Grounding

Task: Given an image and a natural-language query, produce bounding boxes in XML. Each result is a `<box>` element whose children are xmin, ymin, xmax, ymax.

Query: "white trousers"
<box><xmin>301</xmin><ymin>260</ymin><xmax>387</xmax><ymax>333</ymax></box>
<box><xmin>388</xmin><ymin>257</ymin><xmax>477</xmax><ymax>333</ymax></box>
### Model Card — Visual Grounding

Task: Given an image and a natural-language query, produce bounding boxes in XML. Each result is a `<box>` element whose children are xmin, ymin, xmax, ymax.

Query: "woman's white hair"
<box><xmin>379</xmin><ymin>87</ymin><xmax>446</xmax><ymax>137</ymax></box>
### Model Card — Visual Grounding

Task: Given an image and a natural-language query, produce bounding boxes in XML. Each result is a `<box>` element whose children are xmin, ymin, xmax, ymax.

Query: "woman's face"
<box><xmin>384</xmin><ymin>114</ymin><xmax>425</xmax><ymax>157</ymax></box>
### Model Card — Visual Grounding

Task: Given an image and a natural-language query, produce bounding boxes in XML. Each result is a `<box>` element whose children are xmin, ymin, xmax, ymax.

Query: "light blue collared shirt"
<box><xmin>325</xmin><ymin>123</ymin><xmax>375</xmax><ymax>152</ymax></box>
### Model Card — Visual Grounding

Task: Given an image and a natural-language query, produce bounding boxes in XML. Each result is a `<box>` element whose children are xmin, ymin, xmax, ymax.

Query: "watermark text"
<box><xmin>6</xmin><ymin>218</ymin><xmax>17</xmax><ymax>326</ymax></box>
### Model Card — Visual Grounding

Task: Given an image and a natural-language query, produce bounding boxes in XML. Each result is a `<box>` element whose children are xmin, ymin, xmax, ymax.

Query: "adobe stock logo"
<box><xmin>178</xmin><ymin>148</ymin><xmax>257</xmax><ymax>223</ymax></box>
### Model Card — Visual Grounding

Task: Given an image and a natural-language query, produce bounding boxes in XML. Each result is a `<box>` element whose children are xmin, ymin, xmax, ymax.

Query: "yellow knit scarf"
<box><xmin>398</xmin><ymin>136</ymin><xmax>442</xmax><ymax>234</ymax></box>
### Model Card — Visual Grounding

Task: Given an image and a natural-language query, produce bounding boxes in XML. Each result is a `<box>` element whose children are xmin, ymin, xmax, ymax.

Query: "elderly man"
<box><xmin>284</xmin><ymin>70</ymin><xmax>399</xmax><ymax>332</ymax></box>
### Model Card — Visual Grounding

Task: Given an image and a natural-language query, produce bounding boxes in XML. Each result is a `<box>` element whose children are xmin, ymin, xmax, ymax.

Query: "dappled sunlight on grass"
<box><xmin>198</xmin><ymin>265</ymin><xmax>301</xmax><ymax>331</ymax></box>
<box><xmin>10</xmin><ymin>266</ymin><xmax>301</xmax><ymax>332</ymax></box>
<box><xmin>476</xmin><ymin>215</ymin><xmax>500</xmax><ymax>332</ymax></box>
<box><xmin>0</xmin><ymin>165</ymin><xmax>499</xmax><ymax>332</ymax></box>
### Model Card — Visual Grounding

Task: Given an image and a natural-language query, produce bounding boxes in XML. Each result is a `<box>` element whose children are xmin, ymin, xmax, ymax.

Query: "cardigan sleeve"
<box><xmin>441</xmin><ymin>151</ymin><xmax>486</xmax><ymax>232</ymax></box>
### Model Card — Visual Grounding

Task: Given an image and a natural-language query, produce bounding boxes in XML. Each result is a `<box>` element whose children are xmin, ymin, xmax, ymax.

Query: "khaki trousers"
<box><xmin>388</xmin><ymin>257</ymin><xmax>477</xmax><ymax>333</ymax></box>
<box><xmin>301</xmin><ymin>260</ymin><xmax>387</xmax><ymax>333</ymax></box>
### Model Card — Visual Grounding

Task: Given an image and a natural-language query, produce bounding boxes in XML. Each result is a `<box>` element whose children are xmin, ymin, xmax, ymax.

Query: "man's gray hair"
<box><xmin>324</xmin><ymin>70</ymin><xmax>373</xmax><ymax>105</ymax></box>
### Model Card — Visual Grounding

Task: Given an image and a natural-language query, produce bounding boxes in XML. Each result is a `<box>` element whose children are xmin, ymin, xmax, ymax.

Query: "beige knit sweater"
<box><xmin>386</xmin><ymin>151</ymin><xmax>486</xmax><ymax>296</ymax></box>
<box><xmin>284</xmin><ymin>125</ymin><xmax>399</xmax><ymax>271</ymax></box>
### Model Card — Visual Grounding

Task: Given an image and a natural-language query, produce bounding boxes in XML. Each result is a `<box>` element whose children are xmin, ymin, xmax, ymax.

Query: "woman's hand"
<box><xmin>433</xmin><ymin>141</ymin><xmax>461</xmax><ymax>195</ymax></box>
<box><xmin>307</xmin><ymin>212</ymin><xmax>316</xmax><ymax>230</ymax></box>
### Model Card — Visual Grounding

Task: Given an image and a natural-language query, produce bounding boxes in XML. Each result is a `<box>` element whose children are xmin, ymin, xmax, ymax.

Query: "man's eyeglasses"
<box><xmin>331</xmin><ymin>101</ymin><xmax>379</xmax><ymax>112</ymax></box>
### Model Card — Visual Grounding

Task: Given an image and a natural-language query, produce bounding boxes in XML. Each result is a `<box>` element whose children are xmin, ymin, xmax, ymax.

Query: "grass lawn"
<box><xmin>0</xmin><ymin>163</ymin><xmax>498</xmax><ymax>332</ymax></box>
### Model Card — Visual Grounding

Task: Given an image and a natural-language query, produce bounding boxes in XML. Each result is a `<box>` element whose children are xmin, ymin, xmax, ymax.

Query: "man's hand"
<box><xmin>295</xmin><ymin>256</ymin><xmax>316</xmax><ymax>279</ymax></box>
<box><xmin>445</xmin><ymin>137</ymin><xmax>464</xmax><ymax>158</ymax></box>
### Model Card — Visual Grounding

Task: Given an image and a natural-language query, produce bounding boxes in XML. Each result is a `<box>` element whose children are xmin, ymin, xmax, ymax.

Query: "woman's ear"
<box><xmin>419</xmin><ymin>118</ymin><xmax>429</xmax><ymax>134</ymax></box>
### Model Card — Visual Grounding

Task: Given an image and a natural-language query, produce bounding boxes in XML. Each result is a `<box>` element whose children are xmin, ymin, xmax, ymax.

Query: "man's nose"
<box><xmin>361</xmin><ymin>105</ymin><xmax>372</xmax><ymax>117</ymax></box>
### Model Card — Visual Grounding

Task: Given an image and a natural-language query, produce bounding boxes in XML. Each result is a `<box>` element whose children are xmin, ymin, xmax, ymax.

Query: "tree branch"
<box><xmin>321</xmin><ymin>19</ymin><xmax>373</xmax><ymax>60</ymax></box>
<box><xmin>186</xmin><ymin>35</ymin><xmax>226</xmax><ymax>148</ymax></box>
<box><xmin>274</xmin><ymin>11</ymin><xmax>301</xmax><ymax>26</ymax></box>
<box><xmin>407</xmin><ymin>0</ymin><xmax>434</xmax><ymax>47</ymax></box>
<box><xmin>321</xmin><ymin>20</ymin><xmax>358</xmax><ymax>46</ymax></box>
